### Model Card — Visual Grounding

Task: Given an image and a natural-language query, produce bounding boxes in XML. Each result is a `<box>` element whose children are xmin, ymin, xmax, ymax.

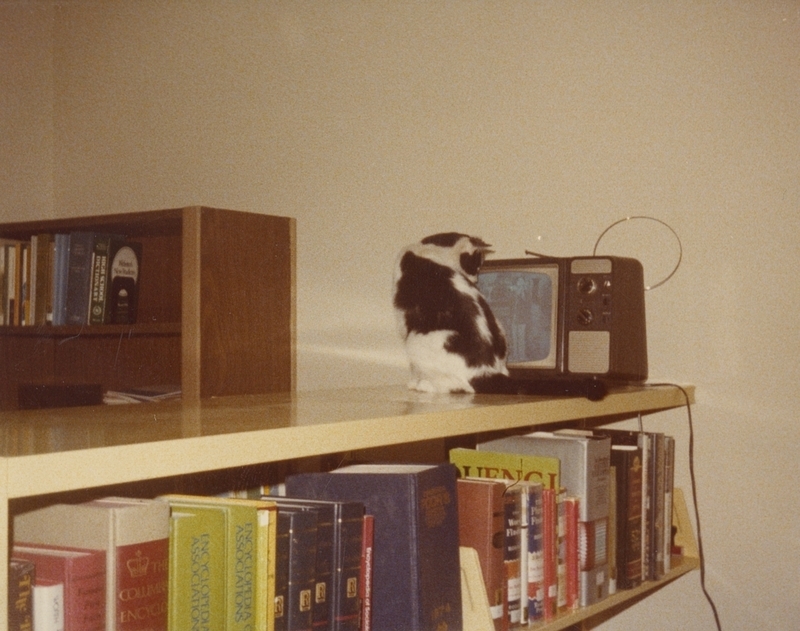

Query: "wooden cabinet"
<box><xmin>0</xmin><ymin>384</ymin><xmax>698</xmax><ymax>629</ymax></box>
<box><xmin>0</xmin><ymin>207</ymin><xmax>295</xmax><ymax>409</ymax></box>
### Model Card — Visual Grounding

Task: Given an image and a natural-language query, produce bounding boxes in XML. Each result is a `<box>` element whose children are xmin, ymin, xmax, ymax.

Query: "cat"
<box><xmin>393</xmin><ymin>232</ymin><xmax>607</xmax><ymax>400</ymax></box>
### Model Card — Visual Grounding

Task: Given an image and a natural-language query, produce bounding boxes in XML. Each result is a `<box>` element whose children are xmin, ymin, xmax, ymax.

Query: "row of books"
<box><xmin>9</xmin><ymin>433</ymin><xmax>676</xmax><ymax>631</ymax></box>
<box><xmin>0</xmin><ymin>232</ymin><xmax>141</xmax><ymax>328</ymax></box>
<box><xmin>10</xmin><ymin>462</ymin><xmax>463</xmax><ymax>631</ymax></box>
<box><xmin>449</xmin><ymin>426</ymin><xmax>677</xmax><ymax>629</ymax></box>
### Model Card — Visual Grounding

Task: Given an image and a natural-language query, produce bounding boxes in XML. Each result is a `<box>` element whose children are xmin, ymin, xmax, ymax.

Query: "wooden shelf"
<box><xmin>0</xmin><ymin>322</ymin><xmax>181</xmax><ymax>337</ymax></box>
<box><xmin>0</xmin><ymin>383</ymin><xmax>697</xmax><ymax>629</ymax></box>
<box><xmin>0</xmin><ymin>206</ymin><xmax>295</xmax><ymax>409</ymax></box>
<box><xmin>0</xmin><ymin>383</ymin><xmax>694</xmax><ymax>498</ymax></box>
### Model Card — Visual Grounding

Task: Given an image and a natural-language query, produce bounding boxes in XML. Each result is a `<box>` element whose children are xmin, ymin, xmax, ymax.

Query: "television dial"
<box><xmin>577</xmin><ymin>308</ymin><xmax>594</xmax><ymax>326</ymax></box>
<box><xmin>577</xmin><ymin>277</ymin><xmax>597</xmax><ymax>294</ymax></box>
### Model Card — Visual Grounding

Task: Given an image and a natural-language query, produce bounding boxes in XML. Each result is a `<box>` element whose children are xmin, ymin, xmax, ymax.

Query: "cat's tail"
<box><xmin>470</xmin><ymin>373</ymin><xmax>608</xmax><ymax>401</ymax></box>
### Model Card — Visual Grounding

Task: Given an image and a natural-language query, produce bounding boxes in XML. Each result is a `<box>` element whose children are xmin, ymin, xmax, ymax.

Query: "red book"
<box><xmin>456</xmin><ymin>478</ymin><xmax>505</xmax><ymax>631</ymax></box>
<box><xmin>13</xmin><ymin>543</ymin><xmax>106</xmax><ymax>631</ymax></box>
<box><xmin>13</xmin><ymin>497</ymin><xmax>170</xmax><ymax>631</ymax></box>
<box><xmin>360</xmin><ymin>514</ymin><xmax>374</xmax><ymax>631</ymax></box>
<box><xmin>541</xmin><ymin>488</ymin><xmax>558</xmax><ymax>621</ymax></box>
<box><xmin>564</xmin><ymin>497</ymin><xmax>580</xmax><ymax>610</ymax></box>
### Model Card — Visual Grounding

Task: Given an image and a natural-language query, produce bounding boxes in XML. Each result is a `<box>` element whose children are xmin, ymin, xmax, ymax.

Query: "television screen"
<box><xmin>477</xmin><ymin>265</ymin><xmax>559</xmax><ymax>368</ymax></box>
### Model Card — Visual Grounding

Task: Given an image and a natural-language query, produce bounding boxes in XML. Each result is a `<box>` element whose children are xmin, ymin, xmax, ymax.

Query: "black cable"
<box><xmin>644</xmin><ymin>382</ymin><xmax>723</xmax><ymax>631</ymax></box>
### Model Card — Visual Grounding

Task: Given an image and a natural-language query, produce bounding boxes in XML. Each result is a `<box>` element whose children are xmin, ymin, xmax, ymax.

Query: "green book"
<box><xmin>168</xmin><ymin>506</ymin><xmax>226</xmax><ymax>631</ymax></box>
<box><xmin>161</xmin><ymin>495</ymin><xmax>277</xmax><ymax>631</ymax></box>
<box><xmin>448</xmin><ymin>447</ymin><xmax>561</xmax><ymax>491</ymax></box>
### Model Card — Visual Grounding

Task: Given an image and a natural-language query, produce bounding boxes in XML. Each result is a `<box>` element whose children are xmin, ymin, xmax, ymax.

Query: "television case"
<box><xmin>478</xmin><ymin>256</ymin><xmax>647</xmax><ymax>383</ymax></box>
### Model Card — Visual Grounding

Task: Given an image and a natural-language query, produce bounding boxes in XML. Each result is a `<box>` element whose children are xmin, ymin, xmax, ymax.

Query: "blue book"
<box><xmin>64</xmin><ymin>231</ymin><xmax>95</xmax><ymax>325</ymax></box>
<box><xmin>51</xmin><ymin>233</ymin><xmax>71</xmax><ymax>326</ymax></box>
<box><xmin>286</xmin><ymin>463</ymin><xmax>462</xmax><ymax>631</ymax></box>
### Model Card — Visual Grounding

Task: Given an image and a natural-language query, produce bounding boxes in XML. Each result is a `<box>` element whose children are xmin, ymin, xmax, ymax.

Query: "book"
<box><xmin>160</xmin><ymin>494</ymin><xmax>277</xmax><ymax>631</ymax></box>
<box><xmin>563</xmin><ymin>496</ymin><xmax>580</xmax><ymax>610</ymax></box>
<box><xmin>663</xmin><ymin>435</ymin><xmax>676</xmax><ymax>573</ymax></box>
<box><xmin>607</xmin><ymin>464</ymin><xmax>618</xmax><ymax>594</ymax></box>
<box><xmin>8</xmin><ymin>557</ymin><xmax>35</xmax><ymax>631</ymax></box>
<box><xmin>524</xmin><ymin>481</ymin><xmax>545</xmax><ymax>624</ymax></box>
<box><xmin>167</xmin><ymin>507</ymin><xmax>227</xmax><ymax>631</ymax></box>
<box><xmin>285</xmin><ymin>463</ymin><xmax>462</xmax><ymax>631</ymax></box>
<box><xmin>12</xmin><ymin>544</ymin><xmax>106</xmax><ymax>631</ymax></box>
<box><xmin>64</xmin><ymin>231</ymin><xmax>96</xmax><ymax>325</ymax></box>
<box><xmin>33</xmin><ymin>580</ymin><xmax>64</xmax><ymax>631</ymax></box>
<box><xmin>650</xmin><ymin>432</ymin><xmax>667</xmax><ymax>580</ymax></box>
<box><xmin>272</xmin><ymin>497</ymin><xmax>364</xmax><ymax>631</ymax></box>
<box><xmin>275</xmin><ymin>507</ymin><xmax>317</xmax><ymax>631</ymax></box>
<box><xmin>541</xmin><ymin>488</ymin><xmax>558</xmax><ymax>621</ymax></box>
<box><xmin>501</xmin><ymin>484</ymin><xmax>523</xmax><ymax>628</ymax></box>
<box><xmin>459</xmin><ymin>547</ymin><xmax>495</xmax><ymax>631</ymax></box>
<box><xmin>13</xmin><ymin>497</ymin><xmax>170</xmax><ymax>631</ymax></box>
<box><xmin>455</xmin><ymin>478</ymin><xmax>505</xmax><ymax>631</ymax></box>
<box><xmin>595</xmin><ymin>428</ymin><xmax>657</xmax><ymax>580</ymax></box>
<box><xmin>479</xmin><ymin>432</ymin><xmax>611</xmax><ymax>606</ymax></box>
<box><xmin>32</xmin><ymin>233</ymin><xmax>54</xmax><ymax>325</ymax></box>
<box><xmin>272</xmin><ymin>500</ymin><xmax>331</xmax><ymax>631</ymax></box>
<box><xmin>106</xmin><ymin>240</ymin><xmax>142</xmax><ymax>324</ymax></box>
<box><xmin>88</xmin><ymin>235</ymin><xmax>113</xmax><ymax>325</ymax></box>
<box><xmin>51</xmin><ymin>234</ymin><xmax>70</xmax><ymax>325</ymax></box>
<box><xmin>449</xmin><ymin>447</ymin><xmax>560</xmax><ymax>491</ymax></box>
<box><xmin>610</xmin><ymin>445</ymin><xmax>644</xmax><ymax>590</ymax></box>
<box><xmin>360</xmin><ymin>514</ymin><xmax>374</xmax><ymax>631</ymax></box>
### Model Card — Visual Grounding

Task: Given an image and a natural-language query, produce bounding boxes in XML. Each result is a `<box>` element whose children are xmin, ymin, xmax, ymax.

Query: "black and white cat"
<box><xmin>393</xmin><ymin>232</ymin><xmax>606</xmax><ymax>399</ymax></box>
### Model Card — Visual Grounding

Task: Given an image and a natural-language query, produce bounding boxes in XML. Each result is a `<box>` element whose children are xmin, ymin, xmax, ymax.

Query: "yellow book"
<box><xmin>160</xmin><ymin>494</ymin><xmax>277</xmax><ymax>631</ymax></box>
<box><xmin>168</xmin><ymin>506</ymin><xmax>226</xmax><ymax>631</ymax></box>
<box><xmin>449</xmin><ymin>447</ymin><xmax>560</xmax><ymax>490</ymax></box>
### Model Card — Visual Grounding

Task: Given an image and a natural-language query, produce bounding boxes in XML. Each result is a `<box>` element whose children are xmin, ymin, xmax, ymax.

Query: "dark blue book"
<box><xmin>276</xmin><ymin>507</ymin><xmax>317</xmax><ymax>631</ymax></box>
<box><xmin>272</xmin><ymin>498</ymin><xmax>364</xmax><ymax>631</ymax></box>
<box><xmin>64</xmin><ymin>231</ymin><xmax>95</xmax><ymax>325</ymax></box>
<box><xmin>286</xmin><ymin>463</ymin><xmax>462</xmax><ymax>631</ymax></box>
<box><xmin>51</xmin><ymin>233</ymin><xmax>71</xmax><ymax>325</ymax></box>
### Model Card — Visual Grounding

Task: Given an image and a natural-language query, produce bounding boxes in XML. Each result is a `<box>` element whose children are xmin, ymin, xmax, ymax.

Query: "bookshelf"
<box><xmin>0</xmin><ymin>206</ymin><xmax>295</xmax><ymax>409</ymax></box>
<box><xmin>0</xmin><ymin>383</ymin><xmax>698</xmax><ymax>629</ymax></box>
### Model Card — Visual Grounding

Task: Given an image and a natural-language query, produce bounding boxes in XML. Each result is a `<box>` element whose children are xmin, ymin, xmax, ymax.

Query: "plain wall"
<box><xmin>2</xmin><ymin>2</ymin><xmax>798</xmax><ymax>629</ymax></box>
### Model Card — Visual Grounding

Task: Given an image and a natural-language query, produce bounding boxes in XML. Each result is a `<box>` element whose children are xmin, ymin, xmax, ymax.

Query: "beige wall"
<box><xmin>3</xmin><ymin>2</ymin><xmax>799</xmax><ymax>629</ymax></box>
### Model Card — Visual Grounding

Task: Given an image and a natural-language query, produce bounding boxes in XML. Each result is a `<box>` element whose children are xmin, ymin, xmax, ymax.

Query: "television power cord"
<box><xmin>641</xmin><ymin>382</ymin><xmax>723</xmax><ymax>631</ymax></box>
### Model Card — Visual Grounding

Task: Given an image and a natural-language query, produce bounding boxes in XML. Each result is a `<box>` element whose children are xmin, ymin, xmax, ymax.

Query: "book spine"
<box><xmin>64</xmin><ymin>232</ymin><xmax>95</xmax><ymax>325</ymax></box>
<box><xmin>359</xmin><ymin>515</ymin><xmax>374</xmax><ymax>631</ymax></box>
<box><xmin>663</xmin><ymin>436</ymin><xmax>675</xmax><ymax>573</ymax></box>
<box><xmin>12</xmin><ymin>545</ymin><xmax>106</xmax><ymax>631</ymax></box>
<box><xmin>450</xmin><ymin>448</ymin><xmax>560</xmax><ymax>490</ymax></box>
<box><xmin>334</xmin><ymin>504</ymin><xmax>364</xmax><ymax>631</ymax></box>
<box><xmin>88</xmin><ymin>236</ymin><xmax>111</xmax><ymax>325</ymax></box>
<box><xmin>272</xmin><ymin>501</ymin><xmax>331</xmax><ymax>631</ymax></box>
<box><xmin>278</xmin><ymin>510</ymin><xmax>316</xmax><ymax>631</ymax></box>
<box><xmin>611</xmin><ymin>446</ymin><xmax>644</xmax><ymax>590</ymax></box>
<box><xmin>33</xmin><ymin>581</ymin><xmax>64</xmax><ymax>631</ymax></box>
<box><xmin>541</xmin><ymin>488</ymin><xmax>557</xmax><ymax>621</ymax></box>
<box><xmin>8</xmin><ymin>558</ymin><xmax>35</xmax><ymax>631</ymax></box>
<box><xmin>502</xmin><ymin>486</ymin><xmax>522</xmax><ymax>628</ymax></box>
<box><xmin>526</xmin><ymin>484</ymin><xmax>544</xmax><ymax>624</ymax></box>
<box><xmin>110</xmin><ymin>537</ymin><xmax>169</xmax><ymax>629</ymax></box>
<box><xmin>168</xmin><ymin>509</ymin><xmax>227</xmax><ymax>631</ymax></box>
<box><xmin>555</xmin><ymin>489</ymin><xmax>567</xmax><ymax>613</ymax></box>
<box><xmin>51</xmin><ymin>234</ymin><xmax>69</xmax><ymax>326</ymax></box>
<box><xmin>564</xmin><ymin>496</ymin><xmax>580</xmax><ymax>610</ymax></box>
<box><xmin>106</xmin><ymin>240</ymin><xmax>142</xmax><ymax>324</ymax></box>
<box><xmin>518</xmin><ymin>486</ymin><xmax>529</xmax><ymax>625</ymax></box>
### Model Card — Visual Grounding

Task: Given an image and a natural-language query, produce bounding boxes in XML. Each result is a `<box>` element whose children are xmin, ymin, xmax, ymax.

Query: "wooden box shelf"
<box><xmin>0</xmin><ymin>206</ymin><xmax>295</xmax><ymax>409</ymax></box>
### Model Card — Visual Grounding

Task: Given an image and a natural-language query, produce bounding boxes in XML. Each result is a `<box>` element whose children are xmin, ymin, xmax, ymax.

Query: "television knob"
<box><xmin>577</xmin><ymin>308</ymin><xmax>593</xmax><ymax>325</ymax></box>
<box><xmin>577</xmin><ymin>277</ymin><xmax>597</xmax><ymax>294</ymax></box>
